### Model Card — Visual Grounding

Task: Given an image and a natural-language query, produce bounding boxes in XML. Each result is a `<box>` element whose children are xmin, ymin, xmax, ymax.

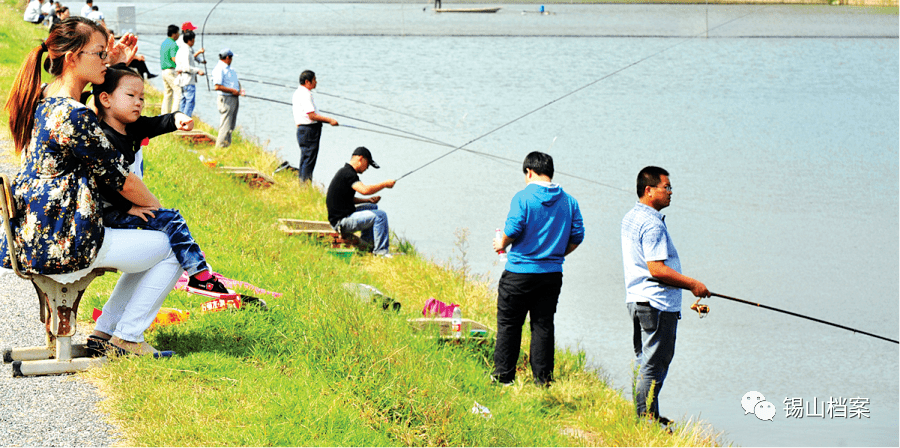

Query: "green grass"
<box><xmin>0</xmin><ymin>1</ymin><xmax>728</xmax><ymax>445</ymax></box>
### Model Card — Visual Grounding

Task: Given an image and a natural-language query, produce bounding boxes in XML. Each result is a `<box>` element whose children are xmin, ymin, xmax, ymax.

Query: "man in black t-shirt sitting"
<box><xmin>325</xmin><ymin>147</ymin><xmax>396</xmax><ymax>256</ymax></box>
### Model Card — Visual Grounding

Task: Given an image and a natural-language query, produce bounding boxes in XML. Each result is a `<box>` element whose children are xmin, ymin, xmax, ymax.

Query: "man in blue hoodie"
<box><xmin>491</xmin><ymin>151</ymin><xmax>585</xmax><ymax>387</ymax></box>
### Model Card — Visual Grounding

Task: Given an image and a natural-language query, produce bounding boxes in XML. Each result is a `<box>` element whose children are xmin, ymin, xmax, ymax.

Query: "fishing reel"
<box><xmin>690</xmin><ymin>299</ymin><xmax>710</xmax><ymax>318</ymax></box>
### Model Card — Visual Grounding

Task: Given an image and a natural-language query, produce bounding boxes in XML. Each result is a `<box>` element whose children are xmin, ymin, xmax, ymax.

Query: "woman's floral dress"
<box><xmin>1</xmin><ymin>97</ymin><xmax>129</xmax><ymax>274</ymax></box>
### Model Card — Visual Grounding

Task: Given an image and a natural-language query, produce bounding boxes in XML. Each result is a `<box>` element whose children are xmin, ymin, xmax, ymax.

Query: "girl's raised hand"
<box><xmin>174</xmin><ymin>113</ymin><xmax>194</xmax><ymax>131</ymax></box>
<box><xmin>107</xmin><ymin>33</ymin><xmax>139</xmax><ymax>66</ymax></box>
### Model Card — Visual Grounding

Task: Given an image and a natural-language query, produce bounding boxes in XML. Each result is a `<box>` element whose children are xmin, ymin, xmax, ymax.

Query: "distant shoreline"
<box><xmin>97</xmin><ymin>0</ymin><xmax>899</xmax><ymax>9</ymax></box>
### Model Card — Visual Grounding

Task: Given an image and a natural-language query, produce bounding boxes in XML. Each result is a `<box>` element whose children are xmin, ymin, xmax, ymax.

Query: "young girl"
<box><xmin>88</xmin><ymin>64</ymin><xmax>234</xmax><ymax>299</ymax></box>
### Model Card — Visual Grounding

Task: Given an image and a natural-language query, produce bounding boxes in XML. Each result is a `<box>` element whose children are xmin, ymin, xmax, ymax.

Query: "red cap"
<box><xmin>181</xmin><ymin>21</ymin><xmax>197</xmax><ymax>31</ymax></box>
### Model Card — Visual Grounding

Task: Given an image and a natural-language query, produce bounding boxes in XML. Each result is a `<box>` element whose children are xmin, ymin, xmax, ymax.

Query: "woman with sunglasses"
<box><xmin>3</xmin><ymin>17</ymin><xmax>181</xmax><ymax>357</ymax></box>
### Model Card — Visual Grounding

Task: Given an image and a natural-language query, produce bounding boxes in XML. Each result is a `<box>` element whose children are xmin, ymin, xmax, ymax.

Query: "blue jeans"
<box><xmin>493</xmin><ymin>271</ymin><xmax>562</xmax><ymax>385</ymax></box>
<box><xmin>628</xmin><ymin>302</ymin><xmax>679</xmax><ymax>419</ymax></box>
<box><xmin>179</xmin><ymin>84</ymin><xmax>196</xmax><ymax>117</ymax></box>
<box><xmin>103</xmin><ymin>208</ymin><xmax>209</xmax><ymax>276</ymax></box>
<box><xmin>296</xmin><ymin>122</ymin><xmax>322</xmax><ymax>183</ymax></box>
<box><xmin>335</xmin><ymin>203</ymin><xmax>389</xmax><ymax>254</ymax></box>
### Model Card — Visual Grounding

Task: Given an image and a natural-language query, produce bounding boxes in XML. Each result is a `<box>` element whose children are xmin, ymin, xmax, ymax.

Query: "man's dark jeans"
<box><xmin>296</xmin><ymin>122</ymin><xmax>322</xmax><ymax>183</ymax></box>
<box><xmin>493</xmin><ymin>270</ymin><xmax>562</xmax><ymax>385</ymax></box>
<box><xmin>629</xmin><ymin>301</ymin><xmax>679</xmax><ymax>419</ymax></box>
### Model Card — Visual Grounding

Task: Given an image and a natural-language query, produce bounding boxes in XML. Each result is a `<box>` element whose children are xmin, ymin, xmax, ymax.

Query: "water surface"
<box><xmin>109</xmin><ymin>2</ymin><xmax>899</xmax><ymax>445</ymax></box>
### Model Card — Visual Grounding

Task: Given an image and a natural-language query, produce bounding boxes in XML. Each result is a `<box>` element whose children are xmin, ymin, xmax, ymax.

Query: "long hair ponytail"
<box><xmin>4</xmin><ymin>17</ymin><xmax>108</xmax><ymax>155</ymax></box>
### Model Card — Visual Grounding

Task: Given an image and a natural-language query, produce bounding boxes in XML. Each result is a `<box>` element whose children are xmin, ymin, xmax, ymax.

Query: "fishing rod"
<box><xmin>659</xmin><ymin>281</ymin><xmax>899</xmax><ymax>344</ymax></box>
<box><xmin>340</xmin><ymin>124</ymin><xmax>455</xmax><ymax>147</ymax></box>
<box><xmin>246</xmin><ymin>89</ymin><xmax>626</xmax><ymax>189</ymax></box>
<box><xmin>395</xmin><ymin>5</ymin><xmax>771</xmax><ymax>182</ymax></box>
<box><xmin>322</xmin><ymin>109</ymin><xmax>447</xmax><ymax>146</ymax></box>
<box><xmin>236</xmin><ymin>93</ymin><xmax>627</xmax><ymax>191</ymax></box>
<box><xmin>240</xmin><ymin>93</ymin><xmax>450</xmax><ymax>147</ymax></box>
<box><xmin>395</xmin><ymin>45</ymin><xmax>694</xmax><ymax>181</ymax></box>
<box><xmin>394</xmin><ymin>39</ymin><xmax>679</xmax><ymax>181</ymax></box>
<box><xmin>239</xmin><ymin>76</ymin><xmax>441</xmax><ymax>126</ymax></box>
<box><xmin>707</xmin><ymin>292</ymin><xmax>898</xmax><ymax>344</ymax></box>
<box><xmin>139</xmin><ymin>58</ymin><xmax>440</xmax><ymax>127</ymax></box>
<box><xmin>200</xmin><ymin>0</ymin><xmax>227</xmax><ymax>92</ymax></box>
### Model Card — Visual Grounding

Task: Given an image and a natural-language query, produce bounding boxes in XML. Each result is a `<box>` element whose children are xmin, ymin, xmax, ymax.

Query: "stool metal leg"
<box><xmin>4</xmin><ymin>271</ymin><xmax>110</xmax><ymax>376</ymax></box>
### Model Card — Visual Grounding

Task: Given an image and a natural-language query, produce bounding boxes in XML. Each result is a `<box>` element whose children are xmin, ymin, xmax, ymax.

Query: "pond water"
<box><xmin>106</xmin><ymin>1</ymin><xmax>899</xmax><ymax>445</ymax></box>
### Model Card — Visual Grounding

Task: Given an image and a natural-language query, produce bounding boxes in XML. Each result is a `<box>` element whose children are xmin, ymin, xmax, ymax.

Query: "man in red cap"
<box><xmin>178</xmin><ymin>22</ymin><xmax>197</xmax><ymax>51</ymax></box>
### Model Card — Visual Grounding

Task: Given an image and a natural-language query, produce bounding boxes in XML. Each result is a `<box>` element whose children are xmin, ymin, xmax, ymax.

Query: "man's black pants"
<box><xmin>492</xmin><ymin>270</ymin><xmax>563</xmax><ymax>385</ymax></box>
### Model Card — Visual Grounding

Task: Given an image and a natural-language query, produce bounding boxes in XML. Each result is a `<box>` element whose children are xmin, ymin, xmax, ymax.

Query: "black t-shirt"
<box><xmin>97</xmin><ymin>113</ymin><xmax>177</xmax><ymax>212</ymax></box>
<box><xmin>326</xmin><ymin>163</ymin><xmax>360</xmax><ymax>227</ymax></box>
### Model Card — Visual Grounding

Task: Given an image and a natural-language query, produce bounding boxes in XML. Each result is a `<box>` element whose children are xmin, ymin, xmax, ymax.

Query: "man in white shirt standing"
<box><xmin>80</xmin><ymin>0</ymin><xmax>92</xmax><ymax>17</ymax></box>
<box><xmin>86</xmin><ymin>5</ymin><xmax>105</xmax><ymax>29</ymax></box>
<box><xmin>291</xmin><ymin>70</ymin><xmax>338</xmax><ymax>185</ymax></box>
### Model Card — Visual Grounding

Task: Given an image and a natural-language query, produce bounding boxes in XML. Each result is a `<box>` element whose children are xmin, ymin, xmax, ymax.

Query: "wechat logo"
<box><xmin>741</xmin><ymin>391</ymin><xmax>776</xmax><ymax>421</ymax></box>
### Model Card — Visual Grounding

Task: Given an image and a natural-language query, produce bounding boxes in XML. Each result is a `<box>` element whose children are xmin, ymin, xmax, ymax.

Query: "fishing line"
<box><xmin>661</xmin><ymin>282</ymin><xmax>899</xmax><ymax>344</ymax></box>
<box><xmin>395</xmin><ymin>4</ymin><xmax>771</xmax><ymax>182</ymax></box>
<box><xmin>242</xmin><ymin>94</ymin><xmax>289</xmax><ymax>107</ymax></box>
<box><xmin>133</xmin><ymin>1</ymin><xmax>182</xmax><ymax>17</ymax></box>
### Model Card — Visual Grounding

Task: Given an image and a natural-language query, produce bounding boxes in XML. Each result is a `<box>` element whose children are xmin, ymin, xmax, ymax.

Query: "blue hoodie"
<box><xmin>504</xmin><ymin>182</ymin><xmax>584</xmax><ymax>274</ymax></box>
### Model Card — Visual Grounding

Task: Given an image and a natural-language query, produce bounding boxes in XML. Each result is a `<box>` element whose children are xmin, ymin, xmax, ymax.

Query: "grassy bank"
<box><xmin>0</xmin><ymin>2</ymin><xmax>726</xmax><ymax>446</ymax></box>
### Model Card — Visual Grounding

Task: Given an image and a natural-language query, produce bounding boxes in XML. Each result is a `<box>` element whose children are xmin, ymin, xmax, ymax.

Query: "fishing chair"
<box><xmin>0</xmin><ymin>174</ymin><xmax>111</xmax><ymax>377</ymax></box>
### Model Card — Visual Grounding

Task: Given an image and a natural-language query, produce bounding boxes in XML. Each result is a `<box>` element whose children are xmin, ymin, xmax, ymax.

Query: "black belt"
<box><xmin>634</xmin><ymin>302</ymin><xmax>652</xmax><ymax>307</ymax></box>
